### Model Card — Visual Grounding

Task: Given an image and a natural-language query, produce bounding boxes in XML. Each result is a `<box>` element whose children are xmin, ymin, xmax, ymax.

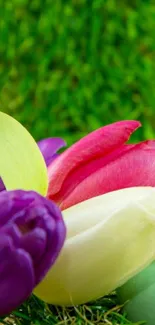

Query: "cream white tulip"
<box><xmin>34</xmin><ymin>186</ymin><xmax>155</xmax><ymax>305</ymax></box>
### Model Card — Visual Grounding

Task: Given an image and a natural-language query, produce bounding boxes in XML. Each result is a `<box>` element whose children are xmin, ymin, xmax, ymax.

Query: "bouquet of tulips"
<box><xmin>1</xmin><ymin>111</ymin><xmax>155</xmax><ymax>324</ymax></box>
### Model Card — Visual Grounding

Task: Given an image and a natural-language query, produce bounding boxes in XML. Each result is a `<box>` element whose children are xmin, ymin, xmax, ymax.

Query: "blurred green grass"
<box><xmin>0</xmin><ymin>0</ymin><xmax>155</xmax><ymax>324</ymax></box>
<box><xmin>0</xmin><ymin>0</ymin><xmax>155</xmax><ymax>145</ymax></box>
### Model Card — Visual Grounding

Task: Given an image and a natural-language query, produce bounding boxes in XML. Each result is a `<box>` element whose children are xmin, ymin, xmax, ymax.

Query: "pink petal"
<box><xmin>59</xmin><ymin>140</ymin><xmax>155</xmax><ymax>209</ymax></box>
<box><xmin>48</xmin><ymin>120</ymin><xmax>141</xmax><ymax>204</ymax></box>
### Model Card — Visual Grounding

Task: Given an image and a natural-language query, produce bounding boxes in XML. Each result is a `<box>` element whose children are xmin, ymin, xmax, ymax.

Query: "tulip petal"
<box><xmin>62</xmin><ymin>186</ymin><xmax>153</xmax><ymax>238</ymax></box>
<box><xmin>58</xmin><ymin>140</ymin><xmax>155</xmax><ymax>209</ymax></box>
<box><xmin>0</xmin><ymin>234</ymin><xmax>35</xmax><ymax>315</ymax></box>
<box><xmin>34</xmin><ymin>186</ymin><xmax>155</xmax><ymax>306</ymax></box>
<box><xmin>0</xmin><ymin>112</ymin><xmax>48</xmax><ymax>195</ymax></box>
<box><xmin>47</xmin><ymin>120</ymin><xmax>141</xmax><ymax>203</ymax></box>
<box><xmin>38</xmin><ymin>138</ymin><xmax>66</xmax><ymax>167</ymax></box>
<box><xmin>21</xmin><ymin>228</ymin><xmax>47</xmax><ymax>264</ymax></box>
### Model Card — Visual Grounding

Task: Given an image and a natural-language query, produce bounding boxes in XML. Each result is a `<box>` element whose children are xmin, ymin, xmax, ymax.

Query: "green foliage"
<box><xmin>0</xmin><ymin>0</ymin><xmax>155</xmax><ymax>145</ymax></box>
<box><xmin>1</xmin><ymin>294</ymin><xmax>143</xmax><ymax>325</ymax></box>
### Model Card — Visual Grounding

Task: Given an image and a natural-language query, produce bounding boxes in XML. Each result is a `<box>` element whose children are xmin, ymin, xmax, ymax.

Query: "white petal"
<box><xmin>34</xmin><ymin>187</ymin><xmax>155</xmax><ymax>305</ymax></box>
<box><xmin>64</xmin><ymin>186</ymin><xmax>154</xmax><ymax>238</ymax></box>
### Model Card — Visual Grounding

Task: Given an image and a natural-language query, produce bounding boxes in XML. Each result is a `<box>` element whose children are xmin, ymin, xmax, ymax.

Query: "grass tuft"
<box><xmin>0</xmin><ymin>294</ymin><xmax>145</xmax><ymax>325</ymax></box>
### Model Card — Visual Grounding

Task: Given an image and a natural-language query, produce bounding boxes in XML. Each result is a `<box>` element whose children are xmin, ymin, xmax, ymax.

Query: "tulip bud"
<box><xmin>0</xmin><ymin>190</ymin><xmax>66</xmax><ymax>315</ymax></box>
<box><xmin>34</xmin><ymin>186</ymin><xmax>155</xmax><ymax>306</ymax></box>
<box><xmin>47</xmin><ymin>120</ymin><xmax>155</xmax><ymax>210</ymax></box>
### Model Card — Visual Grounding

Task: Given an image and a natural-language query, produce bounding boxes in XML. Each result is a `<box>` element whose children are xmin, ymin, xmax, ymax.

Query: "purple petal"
<box><xmin>38</xmin><ymin>137</ymin><xmax>66</xmax><ymax>167</ymax></box>
<box><xmin>0</xmin><ymin>178</ymin><xmax>6</xmax><ymax>192</ymax></box>
<box><xmin>0</xmin><ymin>234</ymin><xmax>35</xmax><ymax>315</ymax></box>
<box><xmin>4</xmin><ymin>224</ymin><xmax>21</xmax><ymax>247</ymax></box>
<box><xmin>32</xmin><ymin>199</ymin><xmax>67</xmax><ymax>284</ymax></box>
<box><xmin>22</xmin><ymin>228</ymin><xmax>47</xmax><ymax>264</ymax></box>
<box><xmin>0</xmin><ymin>190</ymin><xmax>66</xmax><ymax>315</ymax></box>
<box><xmin>0</xmin><ymin>192</ymin><xmax>33</xmax><ymax>227</ymax></box>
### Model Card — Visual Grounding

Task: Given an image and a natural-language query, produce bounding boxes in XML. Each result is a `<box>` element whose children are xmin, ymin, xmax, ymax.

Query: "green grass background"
<box><xmin>0</xmin><ymin>0</ymin><xmax>155</xmax><ymax>324</ymax></box>
<box><xmin>1</xmin><ymin>0</ymin><xmax>155</xmax><ymax>145</ymax></box>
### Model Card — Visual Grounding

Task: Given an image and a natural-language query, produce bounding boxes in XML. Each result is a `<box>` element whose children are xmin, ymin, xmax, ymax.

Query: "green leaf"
<box><xmin>0</xmin><ymin>112</ymin><xmax>48</xmax><ymax>195</ymax></box>
<box><xmin>117</xmin><ymin>262</ymin><xmax>155</xmax><ymax>325</ymax></box>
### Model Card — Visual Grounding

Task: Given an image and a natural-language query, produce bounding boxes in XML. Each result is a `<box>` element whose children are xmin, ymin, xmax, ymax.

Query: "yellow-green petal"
<box><xmin>0</xmin><ymin>112</ymin><xmax>48</xmax><ymax>195</ymax></box>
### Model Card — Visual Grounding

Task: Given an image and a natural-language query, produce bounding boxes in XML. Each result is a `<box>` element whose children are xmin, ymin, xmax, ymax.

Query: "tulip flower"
<box><xmin>0</xmin><ymin>112</ymin><xmax>66</xmax><ymax>315</ymax></box>
<box><xmin>34</xmin><ymin>186</ymin><xmax>155</xmax><ymax>306</ymax></box>
<box><xmin>38</xmin><ymin>120</ymin><xmax>155</xmax><ymax>325</ymax></box>
<box><xmin>47</xmin><ymin>120</ymin><xmax>155</xmax><ymax>210</ymax></box>
<box><xmin>0</xmin><ymin>190</ymin><xmax>65</xmax><ymax>315</ymax></box>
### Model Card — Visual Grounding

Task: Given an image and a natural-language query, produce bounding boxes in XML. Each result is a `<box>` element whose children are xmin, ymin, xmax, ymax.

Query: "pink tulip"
<box><xmin>47</xmin><ymin>120</ymin><xmax>155</xmax><ymax>210</ymax></box>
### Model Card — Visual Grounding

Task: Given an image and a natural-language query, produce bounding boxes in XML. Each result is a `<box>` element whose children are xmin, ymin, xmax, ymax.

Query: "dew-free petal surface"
<box><xmin>34</xmin><ymin>186</ymin><xmax>155</xmax><ymax>306</ymax></box>
<box><xmin>0</xmin><ymin>112</ymin><xmax>48</xmax><ymax>195</ymax></box>
<box><xmin>48</xmin><ymin>121</ymin><xmax>140</xmax><ymax>199</ymax></box>
<box><xmin>59</xmin><ymin>140</ymin><xmax>155</xmax><ymax>209</ymax></box>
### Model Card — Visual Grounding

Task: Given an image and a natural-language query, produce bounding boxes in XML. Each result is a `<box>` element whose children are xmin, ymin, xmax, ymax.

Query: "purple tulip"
<box><xmin>0</xmin><ymin>190</ymin><xmax>66</xmax><ymax>315</ymax></box>
<box><xmin>38</xmin><ymin>138</ymin><xmax>66</xmax><ymax>167</ymax></box>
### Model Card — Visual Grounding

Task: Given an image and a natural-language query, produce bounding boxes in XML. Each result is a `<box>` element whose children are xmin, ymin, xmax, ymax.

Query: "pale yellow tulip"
<box><xmin>34</xmin><ymin>186</ymin><xmax>155</xmax><ymax>305</ymax></box>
